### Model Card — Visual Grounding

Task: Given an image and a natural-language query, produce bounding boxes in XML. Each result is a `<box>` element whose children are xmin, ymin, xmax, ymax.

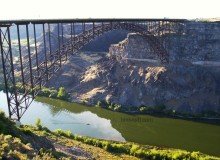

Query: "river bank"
<box><xmin>1</xmin><ymin>91</ymin><xmax>220</xmax><ymax>156</ymax></box>
<box><xmin>0</xmin><ymin>83</ymin><xmax>220</xmax><ymax>123</ymax></box>
<box><xmin>0</xmin><ymin>110</ymin><xmax>219</xmax><ymax>160</ymax></box>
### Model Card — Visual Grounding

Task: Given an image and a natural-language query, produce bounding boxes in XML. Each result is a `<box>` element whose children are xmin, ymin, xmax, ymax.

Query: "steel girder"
<box><xmin>0</xmin><ymin>20</ymin><xmax>184</xmax><ymax>120</ymax></box>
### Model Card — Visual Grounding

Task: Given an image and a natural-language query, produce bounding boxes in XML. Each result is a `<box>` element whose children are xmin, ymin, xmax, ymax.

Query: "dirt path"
<box><xmin>51</xmin><ymin>139</ymin><xmax>93</xmax><ymax>160</ymax></box>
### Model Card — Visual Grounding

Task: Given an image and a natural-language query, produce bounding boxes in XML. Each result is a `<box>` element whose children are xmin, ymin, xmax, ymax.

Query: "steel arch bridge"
<box><xmin>0</xmin><ymin>19</ymin><xmax>186</xmax><ymax>120</ymax></box>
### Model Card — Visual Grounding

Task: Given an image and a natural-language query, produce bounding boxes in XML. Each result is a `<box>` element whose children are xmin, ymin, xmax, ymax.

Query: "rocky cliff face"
<box><xmin>166</xmin><ymin>21</ymin><xmax>220</xmax><ymax>61</ymax></box>
<box><xmin>51</xmin><ymin>25</ymin><xmax>220</xmax><ymax>114</ymax></box>
<box><xmin>70</xmin><ymin>57</ymin><xmax>220</xmax><ymax>114</ymax></box>
<box><xmin>109</xmin><ymin>21</ymin><xmax>220</xmax><ymax>62</ymax></box>
<box><xmin>109</xmin><ymin>33</ymin><xmax>157</xmax><ymax>60</ymax></box>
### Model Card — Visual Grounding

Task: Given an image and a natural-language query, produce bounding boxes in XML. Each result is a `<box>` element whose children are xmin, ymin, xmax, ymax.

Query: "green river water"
<box><xmin>0</xmin><ymin>91</ymin><xmax>220</xmax><ymax>156</ymax></box>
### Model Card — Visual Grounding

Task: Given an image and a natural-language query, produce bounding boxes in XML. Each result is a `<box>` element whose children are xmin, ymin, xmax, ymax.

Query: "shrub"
<box><xmin>190</xmin><ymin>151</ymin><xmax>201</xmax><ymax>159</ymax></box>
<box><xmin>42</xmin><ymin>127</ymin><xmax>51</xmax><ymax>133</ymax></box>
<box><xmin>49</xmin><ymin>90</ymin><xmax>58</xmax><ymax>98</ymax></box>
<box><xmin>57</xmin><ymin>87</ymin><xmax>69</xmax><ymax>100</ymax></box>
<box><xmin>106</xmin><ymin>100</ymin><xmax>111</xmax><ymax>106</ymax></box>
<box><xmin>65</xmin><ymin>130</ymin><xmax>72</xmax><ymax>137</ymax></box>
<box><xmin>108</xmin><ymin>103</ymin><xmax>114</xmax><ymax>110</ymax></box>
<box><xmin>35</xmin><ymin>118</ymin><xmax>42</xmax><ymax>130</ymax></box>
<box><xmin>54</xmin><ymin>129</ymin><xmax>64</xmax><ymax>136</ymax></box>
<box><xmin>95</xmin><ymin>101</ymin><xmax>102</xmax><ymax>107</ymax></box>
<box><xmin>139</xmin><ymin>106</ymin><xmax>154</xmax><ymax>113</ymax></box>
<box><xmin>113</xmin><ymin>104</ymin><xmax>122</xmax><ymax>111</ymax></box>
<box><xmin>21</xmin><ymin>128</ymin><xmax>33</xmax><ymax>135</ymax></box>
<box><xmin>49</xmin><ymin>128</ymin><xmax>219</xmax><ymax>160</ymax></box>
<box><xmin>130</xmin><ymin>144</ymin><xmax>140</xmax><ymax>155</ymax></box>
<box><xmin>139</xmin><ymin>106</ymin><xmax>147</xmax><ymax>113</ymax></box>
<box><xmin>40</xmin><ymin>88</ymin><xmax>52</xmax><ymax>97</ymax></box>
<box><xmin>103</xmin><ymin>141</ymin><xmax>111</xmax><ymax>151</ymax></box>
<box><xmin>108</xmin><ymin>143</ymin><xmax>129</xmax><ymax>153</ymax></box>
<box><xmin>82</xmin><ymin>100</ymin><xmax>86</xmax><ymax>105</ymax></box>
<box><xmin>0</xmin><ymin>110</ymin><xmax>15</xmax><ymax>134</ymax></box>
<box><xmin>54</xmin><ymin>129</ymin><xmax>73</xmax><ymax>138</ymax></box>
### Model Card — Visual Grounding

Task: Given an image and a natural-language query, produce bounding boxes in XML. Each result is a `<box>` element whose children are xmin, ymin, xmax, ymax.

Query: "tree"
<box><xmin>57</xmin><ymin>87</ymin><xmax>68</xmax><ymax>100</ymax></box>
<box><xmin>35</xmin><ymin>118</ymin><xmax>42</xmax><ymax>130</ymax></box>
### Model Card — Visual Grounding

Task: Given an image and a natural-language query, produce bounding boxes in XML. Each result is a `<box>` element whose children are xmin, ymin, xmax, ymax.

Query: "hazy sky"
<box><xmin>0</xmin><ymin>0</ymin><xmax>219</xmax><ymax>20</ymax></box>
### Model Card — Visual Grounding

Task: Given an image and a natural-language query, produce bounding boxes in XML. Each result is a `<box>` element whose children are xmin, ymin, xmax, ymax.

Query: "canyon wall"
<box><xmin>69</xmin><ymin>21</ymin><xmax>220</xmax><ymax>114</ymax></box>
<box><xmin>109</xmin><ymin>21</ymin><xmax>220</xmax><ymax>62</ymax></box>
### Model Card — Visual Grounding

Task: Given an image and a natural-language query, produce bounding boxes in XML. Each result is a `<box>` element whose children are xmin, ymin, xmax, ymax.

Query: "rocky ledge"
<box><xmin>47</xmin><ymin>32</ymin><xmax>220</xmax><ymax>115</ymax></box>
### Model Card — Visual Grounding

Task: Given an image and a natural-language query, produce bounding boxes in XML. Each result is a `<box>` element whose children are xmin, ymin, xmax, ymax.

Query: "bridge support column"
<box><xmin>57</xmin><ymin>23</ymin><xmax>62</xmax><ymax>66</ymax></box>
<box><xmin>33</xmin><ymin>24</ymin><xmax>41</xmax><ymax>89</ymax></box>
<box><xmin>26</xmin><ymin>24</ymin><xmax>34</xmax><ymax>97</ymax></box>
<box><xmin>0</xmin><ymin>26</ymin><xmax>20</xmax><ymax>120</ymax></box>
<box><xmin>42</xmin><ymin>24</ymin><xmax>49</xmax><ymax>81</ymax></box>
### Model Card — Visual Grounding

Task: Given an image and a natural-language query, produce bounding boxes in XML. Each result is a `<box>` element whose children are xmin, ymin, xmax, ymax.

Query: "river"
<box><xmin>0</xmin><ymin>91</ymin><xmax>220</xmax><ymax>156</ymax></box>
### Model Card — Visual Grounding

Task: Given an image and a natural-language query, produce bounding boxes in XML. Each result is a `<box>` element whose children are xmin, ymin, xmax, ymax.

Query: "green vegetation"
<box><xmin>1</xmin><ymin>110</ymin><xmax>219</xmax><ymax>159</ymax></box>
<box><xmin>96</xmin><ymin>100</ymin><xmax>122</xmax><ymax>111</ymax></box>
<box><xmin>35</xmin><ymin>118</ymin><xmax>42</xmax><ymax>130</ymax></box>
<box><xmin>0</xmin><ymin>110</ymin><xmax>16</xmax><ymax>135</ymax></box>
<box><xmin>0</xmin><ymin>134</ymin><xmax>59</xmax><ymax>159</ymax></box>
<box><xmin>38</xmin><ymin>86</ymin><xmax>69</xmax><ymax>100</ymax></box>
<box><xmin>96</xmin><ymin>100</ymin><xmax>172</xmax><ymax>114</ymax></box>
<box><xmin>57</xmin><ymin>87</ymin><xmax>69</xmax><ymax>100</ymax></box>
<box><xmin>0</xmin><ymin>110</ymin><xmax>137</xmax><ymax>159</ymax></box>
<box><xmin>0</xmin><ymin>111</ymin><xmax>66</xmax><ymax>159</ymax></box>
<box><xmin>0</xmin><ymin>83</ymin><xmax>70</xmax><ymax>101</ymax></box>
<box><xmin>52</xmin><ymin>126</ymin><xmax>220</xmax><ymax>160</ymax></box>
<box><xmin>39</xmin><ymin>86</ymin><xmax>69</xmax><ymax>101</ymax></box>
<box><xmin>95</xmin><ymin>100</ymin><xmax>220</xmax><ymax>118</ymax></box>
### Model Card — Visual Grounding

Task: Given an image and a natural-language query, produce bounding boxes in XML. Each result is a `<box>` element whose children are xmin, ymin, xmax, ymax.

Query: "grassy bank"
<box><xmin>0</xmin><ymin>110</ymin><xmax>219</xmax><ymax>160</ymax></box>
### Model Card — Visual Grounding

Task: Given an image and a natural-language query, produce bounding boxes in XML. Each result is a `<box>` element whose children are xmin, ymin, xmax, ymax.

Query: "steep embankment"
<box><xmin>0</xmin><ymin>110</ymin><xmax>219</xmax><ymax>160</ymax></box>
<box><xmin>0</xmin><ymin>111</ymin><xmax>138</xmax><ymax>159</ymax></box>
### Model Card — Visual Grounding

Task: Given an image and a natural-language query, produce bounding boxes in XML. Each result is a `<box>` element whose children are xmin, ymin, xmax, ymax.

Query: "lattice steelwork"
<box><xmin>0</xmin><ymin>19</ymin><xmax>186</xmax><ymax>120</ymax></box>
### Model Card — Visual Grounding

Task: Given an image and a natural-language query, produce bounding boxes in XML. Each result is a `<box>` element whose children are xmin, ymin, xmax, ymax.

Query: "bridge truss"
<box><xmin>0</xmin><ymin>19</ymin><xmax>186</xmax><ymax>120</ymax></box>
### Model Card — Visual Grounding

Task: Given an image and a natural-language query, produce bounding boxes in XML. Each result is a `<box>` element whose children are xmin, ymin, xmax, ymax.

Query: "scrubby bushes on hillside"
<box><xmin>0</xmin><ymin>111</ymin><xmax>64</xmax><ymax>159</ymax></box>
<box><xmin>52</xmin><ymin>128</ymin><xmax>218</xmax><ymax>160</ymax></box>
<box><xmin>95</xmin><ymin>100</ymin><xmax>169</xmax><ymax>114</ymax></box>
<box><xmin>139</xmin><ymin>105</ymin><xmax>167</xmax><ymax>114</ymax></box>
<box><xmin>0</xmin><ymin>112</ymin><xmax>219</xmax><ymax>160</ymax></box>
<box><xmin>95</xmin><ymin>100</ymin><xmax>122</xmax><ymax>111</ymax></box>
<box><xmin>38</xmin><ymin>86</ymin><xmax>69</xmax><ymax>101</ymax></box>
<box><xmin>0</xmin><ymin>83</ymin><xmax>69</xmax><ymax>101</ymax></box>
<box><xmin>0</xmin><ymin>111</ymin><xmax>15</xmax><ymax>135</ymax></box>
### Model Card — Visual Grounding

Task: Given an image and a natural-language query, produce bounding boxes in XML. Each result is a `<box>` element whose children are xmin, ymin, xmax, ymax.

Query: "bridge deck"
<box><xmin>0</xmin><ymin>18</ymin><xmax>188</xmax><ymax>25</ymax></box>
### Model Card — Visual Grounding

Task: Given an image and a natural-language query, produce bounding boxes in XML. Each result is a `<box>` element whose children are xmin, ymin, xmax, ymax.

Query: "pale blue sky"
<box><xmin>0</xmin><ymin>0</ymin><xmax>219</xmax><ymax>20</ymax></box>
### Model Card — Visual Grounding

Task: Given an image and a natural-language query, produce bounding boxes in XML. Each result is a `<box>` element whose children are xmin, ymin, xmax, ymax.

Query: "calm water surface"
<box><xmin>0</xmin><ymin>91</ymin><xmax>220</xmax><ymax>156</ymax></box>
